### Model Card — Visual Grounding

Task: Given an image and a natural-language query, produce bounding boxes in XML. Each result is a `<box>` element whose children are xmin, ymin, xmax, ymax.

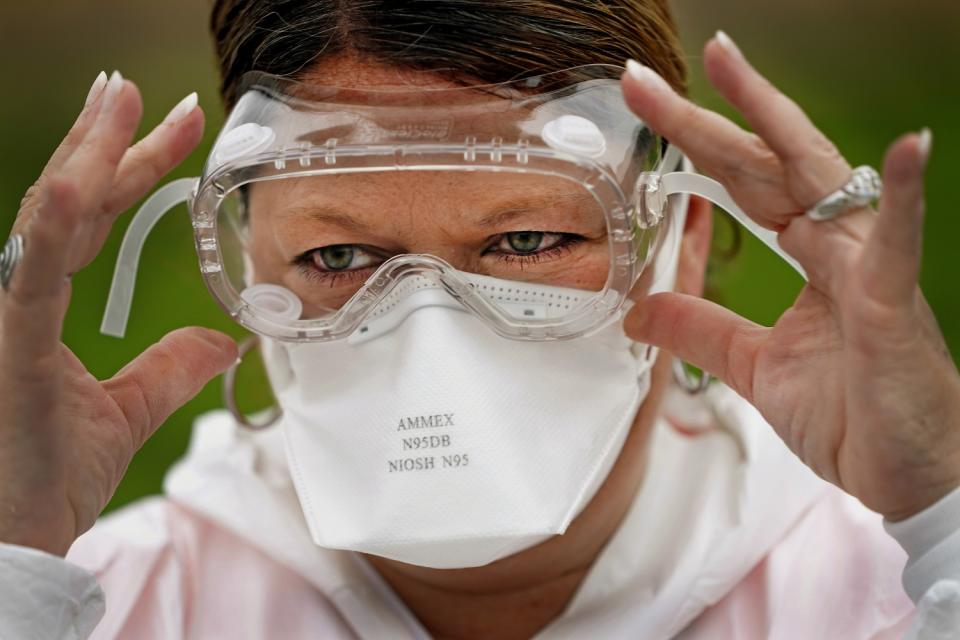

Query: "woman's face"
<box><xmin>245</xmin><ymin>171</ymin><xmax>612</xmax><ymax>317</ymax></box>
<box><xmin>238</xmin><ymin>57</ymin><xmax>713</xmax><ymax>585</ymax></box>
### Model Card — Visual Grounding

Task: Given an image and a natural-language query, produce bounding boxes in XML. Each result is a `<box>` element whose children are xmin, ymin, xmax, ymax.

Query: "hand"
<box><xmin>622</xmin><ymin>33</ymin><xmax>960</xmax><ymax>522</ymax></box>
<box><xmin>0</xmin><ymin>72</ymin><xmax>237</xmax><ymax>556</ymax></box>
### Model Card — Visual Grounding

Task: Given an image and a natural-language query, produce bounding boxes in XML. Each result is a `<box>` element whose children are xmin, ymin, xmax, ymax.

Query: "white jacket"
<box><xmin>1</xmin><ymin>384</ymin><xmax>959</xmax><ymax>639</ymax></box>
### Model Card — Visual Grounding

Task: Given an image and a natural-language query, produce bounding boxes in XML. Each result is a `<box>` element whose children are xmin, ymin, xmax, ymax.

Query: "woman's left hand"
<box><xmin>621</xmin><ymin>32</ymin><xmax>960</xmax><ymax>522</ymax></box>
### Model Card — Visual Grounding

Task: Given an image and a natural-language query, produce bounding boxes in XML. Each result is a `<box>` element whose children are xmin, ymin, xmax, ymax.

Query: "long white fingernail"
<box><xmin>102</xmin><ymin>70</ymin><xmax>124</xmax><ymax>110</ymax></box>
<box><xmin>625</xmin><ymin>59</ymin><xmax>674</xmax><ymax>94</ymax></box>
<box><xmin>715</xmin><ymin>30</ymin><xmax>745</xmax><ymax>61</ymax></box>
<box><xmin>918</xmin><ymin>127</ymin><xmax>933</xmax><ymax>162</ymax></box>
<box><xmin>163</xmin><ymin>92</ymin><xmax>198</xmax><ymax>125</ymax></box>
<box><xmin>84</xmin><ymin>71</ymin><xmax>108</xmax><ymax>108</ymax></box>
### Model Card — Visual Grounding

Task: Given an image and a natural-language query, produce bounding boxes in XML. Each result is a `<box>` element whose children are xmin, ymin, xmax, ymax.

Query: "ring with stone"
<box><xmin>805</xmin><ymin>166</ymin><xmax>883</xmax><ymax>222</ymax></box>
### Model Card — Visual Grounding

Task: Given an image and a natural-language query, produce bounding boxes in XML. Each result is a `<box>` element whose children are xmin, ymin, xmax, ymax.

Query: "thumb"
<box><xmin>104</xmin><ymin>327</ymin><xmax>238</xmax><ymax>447</ymax></box>
<box><xmin>624</xmin><ymin>292</ymin><xmax>765</xmax><ymax>401</ymax></box>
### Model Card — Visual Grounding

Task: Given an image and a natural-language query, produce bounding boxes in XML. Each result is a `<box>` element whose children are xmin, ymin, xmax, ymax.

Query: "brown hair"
<box><xmin>209</xmin><ymin>0</ymin><xmax>687</xmax><ymax>109</ymax></box>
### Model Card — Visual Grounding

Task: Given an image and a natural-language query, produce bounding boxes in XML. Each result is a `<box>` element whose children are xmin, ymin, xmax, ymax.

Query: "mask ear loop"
<box><xmin>222</xmin><ymin>336</ymin><xmax>283</xmax><ymax>430</ymax></box>
<box><xmin>100</xmin><ymin>178</ymin><xmax>199</xmax><ymax>338</ymax></box>
<box><xmin>655</xmin><ymin>165</ymin><xmax>809</xmax><ymax>394</ymax></box>
<box><xmin>673</xmin><ymin>359</ymin><xmax>711</xmax><ymax>395</ymax></box>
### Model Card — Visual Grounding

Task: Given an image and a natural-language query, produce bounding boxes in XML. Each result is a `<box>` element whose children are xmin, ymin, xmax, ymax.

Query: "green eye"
<box><xmin>317</xmin><ymin>245</ymin><xmax>355</xmax><ymax>270</ymax></box>
<box><xmin>506</xmin><ymin>231</ymin><xmax>544</xmax><ymax>254</ymax></box>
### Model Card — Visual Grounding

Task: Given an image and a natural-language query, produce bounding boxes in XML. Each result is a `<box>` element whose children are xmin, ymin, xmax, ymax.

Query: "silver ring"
<box><xmin>0</xmin><ymin>234</ymin><xmax>24</xmax><ymax>292</ymax></box>
<box><xmin>806</xmin><ymin>166</ymin><xmax>882</xmax><ymax>221</ymax></box>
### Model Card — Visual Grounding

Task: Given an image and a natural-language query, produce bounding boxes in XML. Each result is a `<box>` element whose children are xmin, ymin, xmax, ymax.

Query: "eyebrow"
<box><xmin>281</xmin><ymin>205</ymin><xmax>376</xmax><ymax>234</ymax></box>
<box><xmin>280</xmin><ymin>190</ymin><xmax>601</xmax><ymax>232</ymax></box>
<box><xmin>475</xmin><ymin>191</ymin><xmax>601</xmax><ymax>229</ymax></box>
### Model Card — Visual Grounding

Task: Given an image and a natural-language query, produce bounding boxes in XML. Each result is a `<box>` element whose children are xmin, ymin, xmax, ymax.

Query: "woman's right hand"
<box><xmin>0</xmin><ymin>72</ymin><xmax>238</xmax><ymax>556</ymax></box>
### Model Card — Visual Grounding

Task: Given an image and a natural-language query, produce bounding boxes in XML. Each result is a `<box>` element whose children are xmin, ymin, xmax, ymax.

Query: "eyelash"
<box><xmin>293</xmin><ymin>233</ymin><xmax>585</xmax><ymax>285</ymax></box>
<box><xmin>294</xmin><ymin>260</ymin><xmax>373</xmax><ymax>287</ymax></box>
<box><xmin>486</xmin><ymin>234</ymin><xmax>582</xmax><ymax>267</ymax></box>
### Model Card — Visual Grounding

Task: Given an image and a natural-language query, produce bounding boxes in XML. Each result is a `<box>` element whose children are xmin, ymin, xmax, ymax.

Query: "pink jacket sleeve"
<box><xmin>66</xmin><ymin>498</ymin><xmax>356</xmax><ymax>639</ymax></box>
<box><xmin>678</xmin><ymin>490</ymin><xmax>916</xmax><ymax>638</ymax></box>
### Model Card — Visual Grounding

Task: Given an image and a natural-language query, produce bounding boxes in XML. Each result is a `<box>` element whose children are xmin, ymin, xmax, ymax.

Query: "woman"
<box><xmin>0</xmin><ymin>1</ymin><xmax>957</xmax><ymax>638</ymax></box>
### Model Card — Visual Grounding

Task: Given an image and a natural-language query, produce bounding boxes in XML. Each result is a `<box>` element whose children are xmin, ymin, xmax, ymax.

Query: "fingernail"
<box><xmin>625</xmin><ymin>59</ymin><xmax>674</xmax><ymax>94</ymax></box>
<box><xmin>84</xmin><ymin>71</ymin><xmax>108</xmax><ymax>108</ymax></box>
<box><xmin>715</xmin><ymin>30</ymin><xmax>745</xmax><ymax>61</ymax></box>
<box><xmin>918</xmin><ymin>127</ymin><xmax>933</xmax><ymax>163</ymax></box>
<box><xmin>163</xmin><ymin>92</ymin><xmax>198</xmax><ymax>125</ymax></box>
<box><xmin>102</xmin><ymin>70</ymin><xmax>124</xmax><ymax>110</ymax></box>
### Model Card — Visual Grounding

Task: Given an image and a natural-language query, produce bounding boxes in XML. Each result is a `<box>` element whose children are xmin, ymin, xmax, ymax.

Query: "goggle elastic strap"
<box><xmin>100</xmin><ymin>177</ymin><xmax>198</xmax><ymax>338</ymax></box>
<box><xmin>659</xmin><ymin>171</ymin><xmax>807</xmax><ymax>279</ymax></box>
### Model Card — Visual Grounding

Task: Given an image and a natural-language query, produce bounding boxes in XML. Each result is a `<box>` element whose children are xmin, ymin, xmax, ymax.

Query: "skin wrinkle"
<box><xmin>279</xmin><ymin>193</ymin><xmax>603</xmax><ymax>237</ymax></box>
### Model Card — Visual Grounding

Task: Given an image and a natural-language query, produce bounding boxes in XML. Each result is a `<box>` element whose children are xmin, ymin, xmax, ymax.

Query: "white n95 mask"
<box><xmin>261</xmin><ymin>273</ymin><xmax>659</xmax><ymax>569</ymax></box>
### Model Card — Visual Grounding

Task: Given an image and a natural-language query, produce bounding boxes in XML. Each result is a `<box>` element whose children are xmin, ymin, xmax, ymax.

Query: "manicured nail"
<box><xmin>163</xmin><ymin>92</ymin><xmax>198</xmax><ymax>125</ymax></box>
<box><xmin>84</xmin><ymin>71</ymin><xmax>108</xmax><ymax>108</ymax></box>
<box><xmin>715</xmin><ymin>30</ymin><xmax>745</xmax><ymax>61</ymax></box>
<box><xmin>918</xmin><ymin>127</ymin><xmax>933</xmax><ymax>163</ymax></box>
<box><xmin>102</xmin><ymin>70</ymin><xmax>124</xmax><ymax>110</ymax></box>
<box><xmin>625</xmin><ymin>59</ymin><xmax>674</xmax><ymax>94</ymax></box>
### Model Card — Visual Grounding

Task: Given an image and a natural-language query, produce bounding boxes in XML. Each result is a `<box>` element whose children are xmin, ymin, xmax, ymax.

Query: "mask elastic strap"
<box><xmin>660</xmin><ymin>171</ymin><xmax>807</xmax><ymax>280</ymax></box>
<box><xmin>100</xmin><ymin>178</ymin><xmax>198</xmax><ymax>338</ymax></box>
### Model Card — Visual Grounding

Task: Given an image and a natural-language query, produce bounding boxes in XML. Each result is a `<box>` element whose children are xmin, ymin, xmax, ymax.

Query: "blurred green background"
<box><xmin>0</xmin><ymin>0</ymin><xmax>957</xmax><ymax>512</ymax></box>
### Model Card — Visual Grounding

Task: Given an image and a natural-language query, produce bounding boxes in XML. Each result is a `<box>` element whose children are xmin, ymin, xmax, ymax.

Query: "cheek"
<box><xmin>556</xmin><ymin>252</ymin><xmax>609</xmax><ymax>291</ymax></box>
<box><xmin>245</xmin><ymin>220</ymin><xmax>285</xmax><ymax>284</ymax></box>
<box><xmin>675</xmin><ymin>198</ymin><xmax>714</xmax><ymax>296</ymax></box>
<box><xmin>675</xmin><ymin>235</ymin><xmax>709</xmax><ymax>297</ymax></box>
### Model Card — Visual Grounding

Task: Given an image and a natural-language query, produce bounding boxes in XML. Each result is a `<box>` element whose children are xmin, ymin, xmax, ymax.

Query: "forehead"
<box><xmin>298</xmin><ymin>54</ymin><xmax>487</xmax><ymax>93</ymax></box>
<box><xmin>250</xmin><ymin>170</ymin><xmax>589</xmax><ymax>203</ymax></box>
<box><xmin>277</xmin><ymin>57</ymin><xmax>536</xmax><ymax>147</ymax></box>
<box><xmin>246</xmin><ymin>171</ymin><xmax>604</xmax><ymax>236</ymax></box>
<box><xmin>239</xmin><ymin>174</ymin><xmax>609</xmax><ymax>264</ymax></box>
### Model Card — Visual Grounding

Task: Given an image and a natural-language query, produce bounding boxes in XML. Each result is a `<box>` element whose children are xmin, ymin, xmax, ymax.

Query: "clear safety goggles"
<box><xmin>101</xmin><ymin>65</ymin><xmax>802</xmax><ymax>343</ymax></box>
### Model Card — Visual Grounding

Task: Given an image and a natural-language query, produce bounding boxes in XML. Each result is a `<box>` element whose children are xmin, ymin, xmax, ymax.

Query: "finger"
<box><xmin>1</xmin><ymin>176</ymin><xmax>80</xmax><ymax>367</ymax></box>
<box><xmin>624</xmin><ymin>292</ymin><xmax>766</xmax><ymax>401</ymax></box>
<box><xmin>58</xmin><ymin>73</ymin><xmax>144</xmax><ymax>225</ymax></box>
<box><xmin>80</xmin><ymin>96</ymin><xmax>204</xmax><ymax>266</ymax></box>
<box><xmin>54</xmin><ymin>74</ymin><xmax>144</xmax><ymax>272</ymax></box>
<box><xmin>13</xmin><ymin>72</ymin><xmax>109</xmax><ymax>228</ymax></box>
<box><xmin>103</xmin><ymin>328</ymin><xmax>238</xmax><ymax>448</ymax></box>
<box><xmin>861</xmin><ymin>130</ymin><xmax>931</xmax><ymax>306</ymax></box>
<box><xmin>621</xmin><ymin>59</ymin><xmax>761</xmax><ymax>182</ymax></box>
<box><xmin>101</xmin><ymin>93</ymin><xmax>204</xmax><ymax>217</ymax></box>
<box><xmin>621</xmin><ymin>60</ymin><xmax>801</xmax><ymax>230</ymax></box>
<box><xmin>703</xmin><ymin>32</ymin><xmax>851</xmax><ymax>205</ymax></box>
<box><xmin>777</xmin><ymin>214</ymin><xmax>862</xmax><ymax>298</ymax></box>
<box><xmin>43</xmin><ymin>71</ymin><xmax>111</xmax><ymax>175</ymax></box>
